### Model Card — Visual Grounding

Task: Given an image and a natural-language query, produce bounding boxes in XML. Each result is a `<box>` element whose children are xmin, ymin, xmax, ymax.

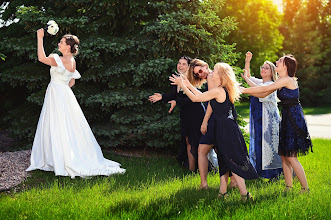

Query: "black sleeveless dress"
<box><xmin>162</xmin><ymin>85</ymin><xmax>205</xmax><ymax>170</ymax></box>
<box><xmin>210</xmin><ymin>88</ymin><xmax>258</xmax><ymax>180</ymax></box>
<box><xmin>277</xmin><ymin>87</ymin><xmax>313</xmax><ymax>156</ymax></box>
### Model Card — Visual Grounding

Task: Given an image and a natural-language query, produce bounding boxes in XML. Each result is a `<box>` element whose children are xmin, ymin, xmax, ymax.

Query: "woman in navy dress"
<box><xmin>149</xmin><ymin>56</ymin><xmax>206</xmax><ymax>171</ymax></box>
<box><xmin>241</xmin><ymin>55</ymin><xmax>313</xmax><ymax>193</ymax></box>
<box><xmin>171</xmin><ymin>63</ymin><xmax>258</xmax><ymax>200</ymax></box>
<box><xmin>242</xmin><ymin>52</ymin><xmax>283</xmax><ymax>179</ymax></box>
<box><xmin>188</xmin><ymin>59</ymin><xmax>237</xmax><ymax>190</ymax></box>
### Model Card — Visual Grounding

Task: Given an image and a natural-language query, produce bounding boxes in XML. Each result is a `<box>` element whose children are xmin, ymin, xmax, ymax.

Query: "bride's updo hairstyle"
<box><xmin>63</xmin><ymin>34</ymin><xmax>80</xmax><ymax>55</ymax></box>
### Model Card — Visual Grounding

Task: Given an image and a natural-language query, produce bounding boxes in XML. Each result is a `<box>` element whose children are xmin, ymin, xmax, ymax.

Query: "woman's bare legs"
<box><xmin>219</xmin><ymin>171</ymin><xmax>230</xmax><ymax>194</ymax></box>
<box><xmin>281</xmin><ymin>155</ymin><xmax>293</xmax><ymax>188</ymax></box>
<box><xmin>284</xmin><ymin>156</ymin><xmax>308</xmax><ymax>190</ymax></box>
<box><xmin>229</xmin><ymin>176</ymin><xmax>238</xmax><ymax>189</ymax></box>
<box><xmin>186</xmin><ymin>137</ymin><xmax>196</xmax><ymax>171</ymax></box>
<box><xmin>198</xmin><ymin>144</ymin><xmax>213</xmax><ymax>188</ymax></box>
<box><xmin>231</xmin><ymin>173</ymin><xmax>248</xmax><ymax>196</ymax></box>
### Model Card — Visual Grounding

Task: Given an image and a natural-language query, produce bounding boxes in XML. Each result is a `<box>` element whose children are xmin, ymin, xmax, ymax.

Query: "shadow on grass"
<box><xmin>104</xmin><ymin>185</ymin><xmax>285</xmax><ymax>219</ymax></box>
<box><xmin>20</xmin><ymin>152</ymin><xmax>192</xmax><ymax>192</ymax></box>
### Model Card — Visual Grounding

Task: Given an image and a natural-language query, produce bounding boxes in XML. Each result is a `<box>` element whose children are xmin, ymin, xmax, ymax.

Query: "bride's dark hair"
<box><xmin>63</xmin><ymin>34</ymin><xmax>80</xmax><ymax>55</ymax></box>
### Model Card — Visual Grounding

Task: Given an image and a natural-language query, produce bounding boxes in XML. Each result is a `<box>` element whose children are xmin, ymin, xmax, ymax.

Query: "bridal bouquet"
<box><xmin>45</xmin><ymin>20</ymin><xmax>59</xmax><ymax>35</ymax></box>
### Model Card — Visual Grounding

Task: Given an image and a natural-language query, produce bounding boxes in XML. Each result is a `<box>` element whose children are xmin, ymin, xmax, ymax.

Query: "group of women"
<box><xmin>27</xmin><ymin>29</ymin><xmax>313</xmax><ymax>200</ymax></box>
<box><xmin>150</xmin><ymin>52</ymin><xmax>313</xmax><ymax>199</ymax></box>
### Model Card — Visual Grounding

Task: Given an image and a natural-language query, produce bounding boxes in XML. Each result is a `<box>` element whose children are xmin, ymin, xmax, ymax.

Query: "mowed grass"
<box><xmin>1</xmin><ymin>139</ymin><xmax>330</xmax><ymax>219</ymax></box>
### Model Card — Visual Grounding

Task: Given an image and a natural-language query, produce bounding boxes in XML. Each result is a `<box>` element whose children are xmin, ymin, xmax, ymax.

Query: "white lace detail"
<box><xmin>260</xmin><ymin>81</ymin><xmax>282</xmax><ymax>170</ymax></box>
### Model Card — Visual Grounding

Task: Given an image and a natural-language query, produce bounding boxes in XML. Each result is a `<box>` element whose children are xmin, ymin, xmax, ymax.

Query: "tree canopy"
<box><xmin>0</xmin><ymin>0</ymin><xmax>239</xmax><ymax>149</ymax></box>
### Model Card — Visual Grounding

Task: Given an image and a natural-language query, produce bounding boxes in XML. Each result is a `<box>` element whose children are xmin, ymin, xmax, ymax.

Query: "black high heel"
<box><xmin>217</xmin><ymin>192</ymin><xmax>229</xmax><ymax>199</ymax></box>
<box><xmin>241</xmin><ymin>192</ymin><xmax>253</xmax><ymax>201</ymax></box>
<box><xmin>284</xmin><ymin>185</ymin><xmax>293</xmax><ymax>193</ymax></box>
<box><xmin>300</xmin><ymin>187</ymin><xmax>310</xmax><ymax>194</ymax></box>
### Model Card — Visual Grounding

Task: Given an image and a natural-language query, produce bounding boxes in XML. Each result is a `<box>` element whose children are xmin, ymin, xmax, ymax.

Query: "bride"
<box><xmin>26</xmin><ymin>29</ymin><xmax>125</xmax><ymax>178</ymax></box>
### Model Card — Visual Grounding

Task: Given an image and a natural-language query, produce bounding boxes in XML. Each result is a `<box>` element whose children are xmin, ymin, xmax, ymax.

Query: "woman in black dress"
<box><xmin>188</xmin><ymin>59</ymin><xmax>237</xmax><ymax>190</ymax></box>
<box><xmin>170</xmin><ymin>62</ymin><xmax>258</xmax><ymax>200</ymax></box>
<box><xmin>149</xmin><ymin>56</ymin><xmax>206</xmax><ymax>171</ymax></box>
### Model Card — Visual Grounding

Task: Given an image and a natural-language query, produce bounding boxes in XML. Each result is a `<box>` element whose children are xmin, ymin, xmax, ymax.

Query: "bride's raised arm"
<box><xmin>37</xmin><ymin>28</ymin><xmax>56</xmax><ymax>66</ymax></box>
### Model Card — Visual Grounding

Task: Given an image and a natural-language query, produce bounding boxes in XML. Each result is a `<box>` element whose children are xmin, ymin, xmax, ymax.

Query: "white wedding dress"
<box><xmin>26</xmin><ymin>54</ymin><xmax>125</xmax><ymax>178</ymax></box>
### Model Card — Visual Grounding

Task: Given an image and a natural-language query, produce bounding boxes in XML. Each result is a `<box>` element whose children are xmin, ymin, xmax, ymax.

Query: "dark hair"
<box><xmin>283</xmin><ymin>54</ymin><xmax>297</xmax><ymax>77</ymax></box>
<box><xmin>63</xmin><ymin>34</ymin><xmax>80</xmax><ymax>55</ymax></box>
<box><xmin>179</xmin><ymin>55</ymin><xmax>191</xmax><ymax>65</ymax></box>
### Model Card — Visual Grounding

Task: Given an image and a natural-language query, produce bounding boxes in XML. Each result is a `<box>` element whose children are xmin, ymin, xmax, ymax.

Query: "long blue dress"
<box><xmin>277</xmin><ymin>87</ymin><xmax>313</xmax><ymax>156</ymax></box>
<box><xmin>249</xmin><ymin>96</ymin><xmax>283</xmax><ymax>179</ymax></box>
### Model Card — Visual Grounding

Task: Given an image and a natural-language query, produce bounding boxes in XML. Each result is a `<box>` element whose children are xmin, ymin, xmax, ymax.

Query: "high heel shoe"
<box><xmin>283</xmin><ymin>185</ymin><xmax>293</xmax><ymax>193</ymax></box>
<box><xmin>299</xmin><ymin>187</ymin><xmax>310</xmax><ymax>194</ymax></box>
<box><xmin>217</xmin><ymin>192</ymin><xmax>229</xmax><ymax>199</ymax></box>
<box><xmin>241</xmin><ymin>192</ymin><xmax>253</xmax><ymax>202</ymax></box>
<box><xmin>198</xmin><ymin>185</ymin><xmax>209</xmax><ymax>191</ymax></box>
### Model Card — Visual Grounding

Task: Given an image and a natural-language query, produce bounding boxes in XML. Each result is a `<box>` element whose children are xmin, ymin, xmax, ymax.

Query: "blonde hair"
<box><xmin>264</xmin><ymin>61</ymin><xmax>278</xmax><ymax>81</ymax></box>
<box><xmin>214</xmin><ymin>63</ymin><xmax>240</xmax><ymax>103</ymax></box>
<box><xmin>187</xmin><ymin>59</ymin><xmax>207</xmax><ymax>88</ymax></box>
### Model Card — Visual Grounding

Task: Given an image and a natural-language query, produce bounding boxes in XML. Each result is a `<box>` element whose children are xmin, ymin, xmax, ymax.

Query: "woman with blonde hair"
<box><xmin>170</xmin><ymin>63</ymin><xmax>258</xmax><ymax>200</ymax></box>
<box><xmin>188</xmin><ymin>59</ymin><xmax>237</xmax><ymax>190</ymax></box>
<box><xmin>242</xmin><ymin>52</ymin><xmax>283</xmax><ymax>179</ymax></box>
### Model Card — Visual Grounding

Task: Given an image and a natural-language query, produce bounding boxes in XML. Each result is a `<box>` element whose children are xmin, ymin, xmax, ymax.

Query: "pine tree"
<box><xmin>0</xmin><ymin>0</ymin><xmax>239</xmax><ymax>150</ymax></box>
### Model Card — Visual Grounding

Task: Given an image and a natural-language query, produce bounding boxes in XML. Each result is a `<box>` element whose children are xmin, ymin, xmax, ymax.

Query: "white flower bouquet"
<box><xmin>44</xmin><ymin>20</ymin><xmax>59</xmax><ymax>35</ymax></box>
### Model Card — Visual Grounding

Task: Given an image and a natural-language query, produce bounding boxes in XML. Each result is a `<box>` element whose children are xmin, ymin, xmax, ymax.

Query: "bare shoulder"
<box><xmin>280</xmin><ymin>77</ymin><xmax>297</xmax><ymax>90</ymax></box>
<box><xmin>60</xmin><ymin>57</ymin><xmax>76</xmax><ymax>72</ymax></box>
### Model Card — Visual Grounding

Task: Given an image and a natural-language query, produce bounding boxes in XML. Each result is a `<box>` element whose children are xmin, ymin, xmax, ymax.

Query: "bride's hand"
<box><xmin>37</xmin><ymin>28</ymin><xmax>44</xmax><ymax>39</ymax></box>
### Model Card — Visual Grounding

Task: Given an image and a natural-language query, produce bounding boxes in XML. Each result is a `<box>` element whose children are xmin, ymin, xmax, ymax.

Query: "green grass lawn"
<box><xmin>235</xmin><ymin>102</ymin><xmax>331</xmax><ymax>118</ymax></box>
<box><xmin>1</xmin><ymin>138</ymin><xmax>330</xmax><ymax>219</ymax></box>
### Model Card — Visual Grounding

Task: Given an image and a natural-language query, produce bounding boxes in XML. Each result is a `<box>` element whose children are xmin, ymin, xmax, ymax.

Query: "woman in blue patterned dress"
<box><xmin>241</xmin><ymin>55</ymin><xmax>313</xmax><ymax>193</ymax></box>
<box><xmin>242</xmin><ymin>52</ymin><xmax>283</xmax><ymax>179</ymax></box>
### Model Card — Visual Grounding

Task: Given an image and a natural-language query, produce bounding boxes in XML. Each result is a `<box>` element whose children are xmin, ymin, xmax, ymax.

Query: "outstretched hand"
<box><xmin>245</xmin><ymin>51</ymin><xmax>252</xmax><ymax>63</ymax></box>
<box><xmin>37</xmin><ymin>28</ymin><xmax>44</xmax><ymax>39</ymax></box>
<box><xmin>148</xmin><ymin>93</ymin><xmax>162</xmax><ymax>103</ymax></box>
<box><xmin>169</xmin><ymin>74</ymin><xmax>184</xmax><ymax>86</ymax></box>
<box><xmin>239</xmin><ymin>86</ymin><xmax>246</xmax><ymax>94</ymax></box>
<box><xmin>241</xmin><ymin>69</ymin><xmax>249</xmax><ymax>79</ymax></box>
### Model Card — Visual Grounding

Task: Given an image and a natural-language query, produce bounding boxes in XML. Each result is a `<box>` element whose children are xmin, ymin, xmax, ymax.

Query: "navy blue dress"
<box><xmin>199</xmin><ymin>106</ymin><xmax>215</xmax><ymax>145</ymax></box>
<box><xmin>277</xmin><ymin>87</ymin><xmax>313</xmax><ymax>156</ymax></box>
<box><xmin>249</xmin><ymin>96</ymin><xmax>283</xmax><ymax>179</ymax></box>
<box><xmin>162</xmin><ymin>85</ymin><xmax>205</xmax><ymax>170</ymax></box>
<box><xmin>211</xmin><ymin>88</ymin><xmax>258</xmax><ymax>180</ymax></box>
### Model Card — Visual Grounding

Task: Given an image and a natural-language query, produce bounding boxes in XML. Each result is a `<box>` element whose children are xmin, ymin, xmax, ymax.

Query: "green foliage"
<box><xmin>281</xmin><ymin>0</ymin><xmax>331</xmax><ymax>106</ymax></box>
<box><xmin>218</xmin><ymin>0</ymin><xmax>284</xmax><ymax>75</ymax></box>
<box><xmin>0</xmin><ymin>0</ymin><xmax>240</xmax><ymax>150</ymax></box>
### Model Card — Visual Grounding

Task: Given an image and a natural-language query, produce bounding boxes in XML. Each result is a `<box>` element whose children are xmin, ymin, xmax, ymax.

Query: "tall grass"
<box><xmin>1</xmin><ymin>139</ymin><xmax>330</xmax><ymax>219</ymax></box>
